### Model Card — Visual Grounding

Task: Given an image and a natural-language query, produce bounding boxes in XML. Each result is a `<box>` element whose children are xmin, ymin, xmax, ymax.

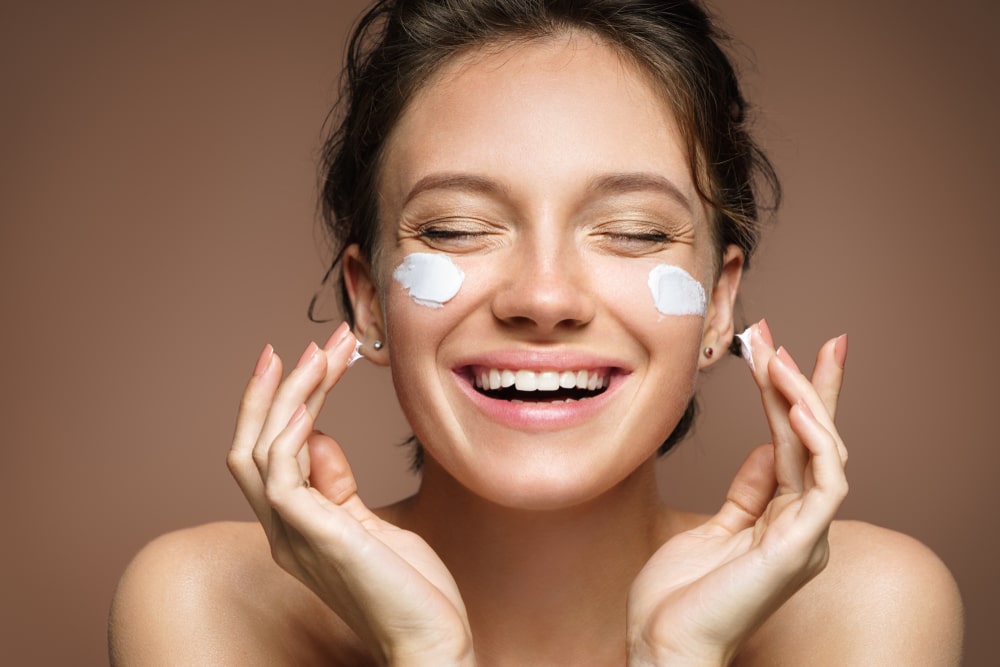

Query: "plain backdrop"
<box><xmin>2</xmin><ymin>1</ymin><xmax>997</xmax><ymax>664</ymax></box>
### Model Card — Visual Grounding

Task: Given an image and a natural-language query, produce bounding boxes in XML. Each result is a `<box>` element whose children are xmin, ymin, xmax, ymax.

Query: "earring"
<box><xmin>372</xmin><ymin>340</ymin><xmax>383</xmax><ymax>351</ymax></box>
<box><xmin>703</xmin><ymin>346</ymin><xmax>714</xmax><ymax>359</ymax></box>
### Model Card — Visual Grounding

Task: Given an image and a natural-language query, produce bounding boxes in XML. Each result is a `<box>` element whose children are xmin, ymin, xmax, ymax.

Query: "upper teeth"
<box><xmin>474</xmin><ymin>369</ymin><xmax>607</xmax><ymax>392</ymax></box>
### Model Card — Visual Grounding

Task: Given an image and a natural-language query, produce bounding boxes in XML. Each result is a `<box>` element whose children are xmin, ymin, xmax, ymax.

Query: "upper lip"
<box><xmin>451</xmin><ymin>349</ymin><xmax>632</xmax><ymax>375</ymax></box>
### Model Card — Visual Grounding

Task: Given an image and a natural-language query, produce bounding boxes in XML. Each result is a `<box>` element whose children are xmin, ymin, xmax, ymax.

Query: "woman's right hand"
<box><xmin>227</xmin><ymin>323</ymin><xmax>474</xmax><ymax>667</ymax></box>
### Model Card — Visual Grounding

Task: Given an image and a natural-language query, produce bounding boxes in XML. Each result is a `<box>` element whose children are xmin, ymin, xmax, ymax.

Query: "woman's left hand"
<box><xmin>627</xmin><ymin>321</ymin><xmax>849</xmax><ymax>666</ymax></box>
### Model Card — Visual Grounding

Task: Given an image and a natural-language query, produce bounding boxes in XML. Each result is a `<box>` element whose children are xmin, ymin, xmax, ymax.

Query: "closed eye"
<box><xmin>414</xmin><ymin>219</ymin><xmax>505</xmax><ymax>252</ymax></box>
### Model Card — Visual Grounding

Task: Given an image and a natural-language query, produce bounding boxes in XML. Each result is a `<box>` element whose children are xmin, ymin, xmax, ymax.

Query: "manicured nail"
<box><xmin>323</xmin><ymin>322</ymin><xmax>351</xmax><ymax>351</ymax></box>
<box><xmin>776</xmin><ymin>346</ymin><xmax>801</xmax><ymax>374</ymax></box>
<box><xmin>288</xmin><ymin>403</ymin><xmax>308</xmax><ymax>426</ymax></box>
<box><xmin>797</xmin><ymin>398</ymin><xmax>815</xmax><ymax>421</ymax></box>
<box><xmin>253</xmin><ymin>344</ymin><xmax>274</xmax><ymax>377</ymax></box>
<box><xmin>758</xmin><ymin>318</ymin><xmax>774</xmax><ymax>347</ymax></box>
<box><xmin>295</xmin><ymin>342</ymin><xmax>319</xmax><ymax>369</ymax></box>
<box><xmin>834</xmin><ymin>333</ymin><xmax>848</xmax><ymax>369</ymax></box>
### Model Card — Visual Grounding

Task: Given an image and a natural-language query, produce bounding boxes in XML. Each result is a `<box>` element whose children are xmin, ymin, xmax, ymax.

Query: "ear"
<box><xmin>343</xmin><ymin>244</ymin><xmax>389</xmax><ymax>366</ymax></box>
<box><xmin>699</xmin><ymin>244</ymin><xmax>744</xmax><ymax>370</ymax></box>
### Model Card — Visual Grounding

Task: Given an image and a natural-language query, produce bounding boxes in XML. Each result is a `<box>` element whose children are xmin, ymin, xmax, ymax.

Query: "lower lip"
<box><xmin>452</xmin><ymin>371</ymin><xmax>622</xmax><ymax>431</ymax></box>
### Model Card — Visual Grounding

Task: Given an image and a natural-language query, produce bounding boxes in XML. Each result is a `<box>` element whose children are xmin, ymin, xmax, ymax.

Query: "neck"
<box><xmin>391</xmin><ymin>457</ymin><xmax>677</xmax><ymax>665</ymax></box>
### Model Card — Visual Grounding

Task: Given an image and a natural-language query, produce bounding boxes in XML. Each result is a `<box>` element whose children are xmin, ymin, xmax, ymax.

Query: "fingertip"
<box><xmin>775</xmin><ymin>346</ymin><xmax>802</xmax><ymax>374</ymax></box>
<box><xmin>295</xmin><ymin>342</ymin><xmax>321</xmax><ymax>369</ymax></box>
<box><xmin>252</xmin><ymin>344</ymin><xmax>274</xmax><ymax>377</ymax></box>
<box><xmin>834</xmin><ymin>333</ymin><xmax>848</xmax><ymax>369</ymax></box>
<box><xmin>323</xmin><ymin>321</ymin><xmax>352</xmax><ymax>351</ymax></box>
<box><xmin>758</xmin><ymin>318</ymin><xmax>775</xmax><ymax>347</ymax></box>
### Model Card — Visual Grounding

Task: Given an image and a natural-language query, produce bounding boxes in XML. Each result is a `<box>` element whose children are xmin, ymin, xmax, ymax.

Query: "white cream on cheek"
<box><xmin>647</xmin><ymin>264</ymin><xmax>706</xmax><ymax>317</ymax></box>
<box><xmin>392</xmin><ymin>252</ymin><xmax>465</xmax><ymax>308</ymax></box>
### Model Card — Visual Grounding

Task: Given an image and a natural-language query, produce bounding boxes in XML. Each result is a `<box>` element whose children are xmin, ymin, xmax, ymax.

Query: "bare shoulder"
<box><xmin>738</xmin><ymin>520</ymin><xmax>964</xmax><ymax>666</ymax></box>
<box><xmin>109</xmin><ymin>521</ymin><xmax>373</xmax><ymax>666</ymax></box>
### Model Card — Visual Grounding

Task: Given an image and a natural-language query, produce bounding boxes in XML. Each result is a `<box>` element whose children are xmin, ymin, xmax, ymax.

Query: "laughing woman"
<box><xmin>109</xmin><ymin>1</ymin><xmax>962</xmax><ymax>664</ymax></box>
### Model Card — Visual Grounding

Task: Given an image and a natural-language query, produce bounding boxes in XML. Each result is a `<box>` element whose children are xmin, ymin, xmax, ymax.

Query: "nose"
<box><xmin>490</xmin><ymin>235</ymin><xmax>596</xmax><ymax>334</ymax></box>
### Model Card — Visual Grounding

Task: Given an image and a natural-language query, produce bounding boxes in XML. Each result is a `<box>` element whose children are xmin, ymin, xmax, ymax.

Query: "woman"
<box><xmin>109</xmin><ymin>1</ymin><xmax>963</xmax><ymax>664</ymax></box>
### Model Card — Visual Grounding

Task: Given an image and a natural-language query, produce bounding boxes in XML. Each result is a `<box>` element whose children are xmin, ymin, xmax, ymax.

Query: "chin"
<box><xmin>424</xmin><ymin>435</ymin><xmax>659</xmax><ymax>512</ymax></box>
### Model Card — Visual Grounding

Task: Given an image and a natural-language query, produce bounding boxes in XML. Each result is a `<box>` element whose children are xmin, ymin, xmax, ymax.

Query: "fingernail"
<box><xmin>834</xmin><ymin>333</ymin><xmax>848</xmax><ymax>369</ymax></box>
<box><xmin>797</xmin><ymin>398</ymin><xmax>815</xmax><ymax>420</ymax></box>
<box><xmin>253</xmin><ymin>344</ymin><xmax>274</xmax><ymax>377</ymax></box>
<box><xmin>323</xmin><ymin>322</ymin><xmax>351</xmax><ymax>351</ymax></box>
<box><xmin>288</xmin><ymin>403</ymin><xmax>308</xmax><ymax>426</ymax></box>
<box><xmin>776</xmin><ymin>346</ymin><xmax>801</xmax><ymax>374</ymax></box>
<box><xmin>295</xmin><ymin>342</ymin><xmax>319</xmax><ymax>369</ymax></box>
<box><xmin>758</xmin><ymin>318</ymin><xmax>774</xmax><ymax>347</ymax></box>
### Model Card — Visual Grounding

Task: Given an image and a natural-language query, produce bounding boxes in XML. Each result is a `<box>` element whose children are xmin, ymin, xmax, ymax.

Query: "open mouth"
<box><xmin>470</xmin><ymin>367</ymin><xmax>610</xmax><ymax>403</ymax></box>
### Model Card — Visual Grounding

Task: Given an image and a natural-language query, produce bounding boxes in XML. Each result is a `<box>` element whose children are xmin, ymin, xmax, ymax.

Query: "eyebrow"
<box><xmin>402</xmin><ymin>173</ymin><xmax>510</xmax><ymax>207</ymax></box>
<box><xmin>585</xmin><ymin>172</ymin><xmax>692</xmax><ymax>211</ymax></box>
<box><xmin>401</xmin><ymin>171</ymin><xmax>691</xmax><ymax>210</ymax></box>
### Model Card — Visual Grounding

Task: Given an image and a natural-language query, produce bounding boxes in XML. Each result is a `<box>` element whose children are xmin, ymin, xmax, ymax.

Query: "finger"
<box><xmin>789</xmin><ymin>400</ymin><xmax>848</xmax><ymax>526</ymax></box>
<box><xmin>711</xmin><ymin>444</ymin><xmax>777</xmax><ymax>535</ymax></box>
<box><xmin>746</xmin><ymin>321</ymin><xmax>808</xmax><ymax>494</ymax></box>
<box><xmin>228</xmin><ymin>344</ymin><xmax>284</xmax><ymax>524</ymax></box>
<box><xmin>252</xmin><ymin>341</ymin><xmax>328</xmax><ymax>476</ymax></box>
<box><xmin>768</xmin><ymin>348</ymin><xmax>848</xmax><ymax>467</ymax></box>
<box><xmin>291</xmin><ymin>326</ymin><xmax>360</xmax><ymax>481</ymax></box>
<box><xmin>265</xmin><ymin>405</ymin><xmax>373</xmax><ymax>544</ymax></box>
<box><xmin>809</xmin><ymin>334</ymin><xmax>848</xmax><ymax>420</ymax></box>
<box><xmin>303</xmin><ymin>323</ymin><xmax>358</xmax><ymax>423</ymax></box>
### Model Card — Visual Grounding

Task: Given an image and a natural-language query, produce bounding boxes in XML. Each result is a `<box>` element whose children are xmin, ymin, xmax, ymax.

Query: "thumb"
<box><xmin>712</xmin><ymin>444</ymin><xmax>777</xmax><ymax>534</ymax></box>
<box><xmin>307</xmin><ymin>431</ymin><xmax>359</xmax><ymax>505</ymax></box>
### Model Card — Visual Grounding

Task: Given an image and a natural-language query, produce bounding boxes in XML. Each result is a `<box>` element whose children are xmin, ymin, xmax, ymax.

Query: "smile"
<box><xmin>471</xmin><ymin>367</ymin><xmax>610</xmax><ymax>403</ymax></box>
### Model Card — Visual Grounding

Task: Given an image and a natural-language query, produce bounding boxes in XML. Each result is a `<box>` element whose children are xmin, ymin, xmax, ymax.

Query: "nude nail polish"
<box><xmin>295</xmin><ymin>342</ymin><xmax>319</xmax><ymax>368</ymax></box>
<box><xmin>253</xmin><ymin>344</ymin><xmax>273</xmax><ymax>377</ymax></box>
<box><xmin>323</xmin><ymin>322</ymin><xmax>351</xmax><ymax>351</ymax></box>
<box><xmin>758</xmin><ymin>318</ymin><xmax>774</xmax><ymax>347</ymax></box>
<box><xmin>776</xmin><ymin>346</ymin><xmax>801</xmax><ymax>374</ymax></box>
<box><xmin>834</xmin><ymin>333</ymin><xmax>848</xmax><ymax>369</ymax></box>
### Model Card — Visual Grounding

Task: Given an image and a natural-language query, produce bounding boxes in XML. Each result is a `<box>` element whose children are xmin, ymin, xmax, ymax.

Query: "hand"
<box><xmin>627</xmin><ymin>321</ymin><xmax>849</xmax><ymax>666</ymax></box>
<box><xmin>227</xmin><ymin>323</ymin><xmax>474</xmax><ymax>667</ymax></box>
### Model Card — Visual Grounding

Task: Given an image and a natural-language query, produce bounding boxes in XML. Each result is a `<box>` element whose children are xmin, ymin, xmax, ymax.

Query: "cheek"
<box><xmin>594</xmin><ymin>260</ymin><xmax>707</xmax><ymax>328</ymax></box>
<box><xmin>391</xmin><ymin>252</ymin><xmax>465</xmax><ymax>308</ymax></box>
<box><xmin>647</xmin><ymin>264</ymin><xmax>706</xmax><ymax>317</ymax></box>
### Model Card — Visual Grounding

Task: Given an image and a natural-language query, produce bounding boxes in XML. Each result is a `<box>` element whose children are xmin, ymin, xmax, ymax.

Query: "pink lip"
<box><xmin>450</xmin><ymin>350</ymin><xmax>630</xmax><ymax>432</ymax></box>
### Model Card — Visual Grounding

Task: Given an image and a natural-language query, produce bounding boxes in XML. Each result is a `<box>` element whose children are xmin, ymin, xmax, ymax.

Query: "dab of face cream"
<box><xmin>347</xmin><ymin>339</ymin><xmax>364</xmax><ymax>367</ymax></box>
<box><xmin>735</xmin><ymin>326</ymin><xmax>755</xmax><ymax>372</ymax></box>
<box><xmin>647</xmin><ymin>264</ymin><xmax>706</xmax><ymax>317</ymax></box>
<box><xmin>392</xmin><ymin>253</ymin><xmax>465</xmax><ymax>308</ymax></box>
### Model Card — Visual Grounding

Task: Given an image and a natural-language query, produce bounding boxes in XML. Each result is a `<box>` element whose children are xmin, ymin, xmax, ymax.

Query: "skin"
<box><xmin>109</xmin><ymin>34</ymin><xmax>963</xmax><ymax>666</ymax></box>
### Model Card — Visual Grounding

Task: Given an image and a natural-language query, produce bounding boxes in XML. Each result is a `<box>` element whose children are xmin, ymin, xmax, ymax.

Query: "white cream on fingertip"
<box><xmin>392</xmin><ymin>253</ymin><xmax>465</xmax><ymax>308</ymax></box>
<box><xmin>347</xmin><ymin>339</ymin><xmax>364</xmax><ymax>367</ymax></box>
<box><xmin>735</xmin><ymin>326</ymin><xmax>755</xmax><ymax>372</ymax></box>
<box><xmin>647</xmin><ymin>264</ymin><xmax>706</xmax><ymax>316</ymax></box>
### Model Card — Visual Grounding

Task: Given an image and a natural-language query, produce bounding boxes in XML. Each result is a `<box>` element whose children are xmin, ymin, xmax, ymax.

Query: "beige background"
<box><xmin>2</xmin><ymin>1</ymin><xmax>997</xmax><ymax>664</ymax></box>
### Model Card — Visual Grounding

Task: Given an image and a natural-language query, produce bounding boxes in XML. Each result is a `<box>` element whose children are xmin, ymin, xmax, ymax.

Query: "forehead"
<box><xmin>379</xmin><ymin>33</ymin><xmax>695</xmax><ymax>211</ymax></box>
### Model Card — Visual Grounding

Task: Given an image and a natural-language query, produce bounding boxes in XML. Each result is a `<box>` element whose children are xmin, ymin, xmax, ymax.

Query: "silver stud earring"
<box><xmin>372</xmin><ymin>340</ymin><xmax>383</xmax><ymax>351</ymax></box>
<box><xmin>703</xmin><ymin>346</ymin><xmax>714</xmax><ymax>359</ymax></box>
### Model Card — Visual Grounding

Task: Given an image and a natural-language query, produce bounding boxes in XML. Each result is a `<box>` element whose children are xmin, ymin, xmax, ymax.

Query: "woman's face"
<box><xmin>348</xmin><ymin>33</ymin><xmax>742</xmax><ymax>510</ymax></box>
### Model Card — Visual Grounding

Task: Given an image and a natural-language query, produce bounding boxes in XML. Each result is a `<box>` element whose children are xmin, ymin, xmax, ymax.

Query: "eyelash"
<box><xmin>418</xmin><ymin>227</ymin><xmax>483</xmax><ymax>239</ymax></box>
<box><xmin>607</xmin><ymin>231</ymin><xmax>672</xmax><ymax>243</ymax></box>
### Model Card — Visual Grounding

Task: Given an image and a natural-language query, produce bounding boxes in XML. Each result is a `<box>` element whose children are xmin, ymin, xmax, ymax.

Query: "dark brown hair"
<box><xmin>314</xmin><ymin>0</ymin><xmax>780</xmax><ymax>462</ymax></box>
